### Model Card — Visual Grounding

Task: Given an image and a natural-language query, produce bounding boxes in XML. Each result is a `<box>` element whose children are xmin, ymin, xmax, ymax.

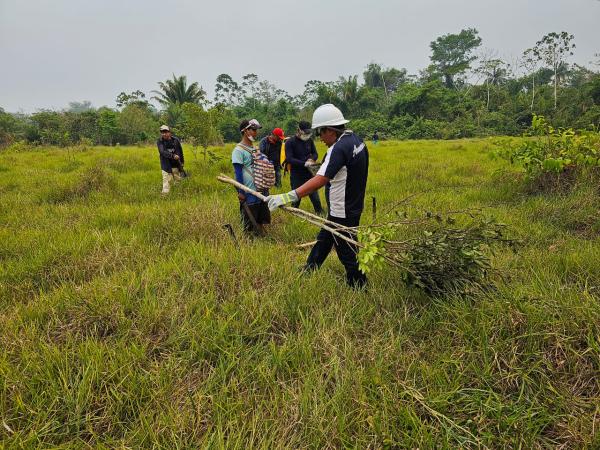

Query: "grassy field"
<box><xmin>1</xmin><ymin>139</ymin><xmax>599</xmax><ymax>448</ymax></box>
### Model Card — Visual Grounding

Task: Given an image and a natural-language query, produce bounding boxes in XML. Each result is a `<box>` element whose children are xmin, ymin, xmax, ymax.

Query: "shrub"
<box><xmin>495</xmin><ymin>114</ymin><xmax>600</xmax><ymax>181</ymax></box>
<box><xmin>2</xmin><ymin>140</ymin><xmax>32</xmax><ymax>153</ymax></box>
<box><xmin>357</xmin><ymin>212</ymin><xmax>514</xmax><ymax>296</ymax></box>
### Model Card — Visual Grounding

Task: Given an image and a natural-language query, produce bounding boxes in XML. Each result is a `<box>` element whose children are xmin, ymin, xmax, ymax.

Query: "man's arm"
<box><xmin>176</xmin><ymin>138</ymin><xmax>184</xmax><ymax>165</ymax></box>
<box><xmin>233</xmin><ymin>163</ymin><xmax>246</xmax><ymax>201</ymax></box>
<box><xmin>266</xmin><ymin>175</ymin><xmax>328</xmax><ymax>211</ymax></box>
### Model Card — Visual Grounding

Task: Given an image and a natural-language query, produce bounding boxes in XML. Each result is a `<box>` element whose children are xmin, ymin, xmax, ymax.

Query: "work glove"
<box><xmin>267</xmin><ymin>190</ymin><xmax>299</xmax><ymax>212</ymax></box>
<box><xmin>304</xmin><ymin>159</ymin><xmax>315</xmax><ymax>167</ymax></box>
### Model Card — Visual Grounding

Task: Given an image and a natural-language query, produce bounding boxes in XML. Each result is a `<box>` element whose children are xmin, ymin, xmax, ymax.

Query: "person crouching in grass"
<box><xmin>231</xmin><ymin>119</ymin><xmax>271</xmax><ymax>235</ymax></box>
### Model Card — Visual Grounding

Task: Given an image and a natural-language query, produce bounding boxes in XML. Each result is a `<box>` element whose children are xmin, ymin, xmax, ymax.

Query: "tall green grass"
<box><xmin>1</xmin><ymin>139</ymin><xmax>599</xmax><ymax>447</ymax></box>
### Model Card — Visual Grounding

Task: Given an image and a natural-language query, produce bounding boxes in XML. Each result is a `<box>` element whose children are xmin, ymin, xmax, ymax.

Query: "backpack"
<box><xmin>239</xmin><ymin>144</ymin><xmax>276</xmax><ymax>191</ymax></box>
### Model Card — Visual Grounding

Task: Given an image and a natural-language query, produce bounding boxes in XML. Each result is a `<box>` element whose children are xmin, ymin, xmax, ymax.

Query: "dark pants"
<box><xmin>274</xmin><ymin>165</ymin><xmax>282</xmax><ymax>188</ymax></box>
<box><xmin>240</xmin><ymin>201</ymin><xmax>271</xmax><ymax>234</ymax></box>
<box><xmin>305</xmin><ymin>215</ymin><xmax>367</xmax><ymax>288</ymax></box>
<box><xmin>290</xmin><ymin>170</ymin><xmax>323</xmax><ymax>214</ymax></box>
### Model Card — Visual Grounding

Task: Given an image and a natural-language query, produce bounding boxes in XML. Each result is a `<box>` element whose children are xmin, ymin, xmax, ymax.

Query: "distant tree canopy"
<box><xmin>430</xmin><ymin>28</ymin><xmax>482</xmax><ymax>88</ymax></box>
<box><xmin>1</xmin><ymin>29</ymin><xmax>599</xmax><ymax>148</ymax></box>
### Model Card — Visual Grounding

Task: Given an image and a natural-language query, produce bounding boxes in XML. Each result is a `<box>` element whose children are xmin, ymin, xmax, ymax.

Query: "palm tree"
<box><xmin>152</xmin><ymin>74</ymin><xmax>207</xmax><ymax>108</ymax></box>
<box><xmin>337</xmin><ymin>75</ymin><xmax>360</xmax><ymax>115</ymax></box>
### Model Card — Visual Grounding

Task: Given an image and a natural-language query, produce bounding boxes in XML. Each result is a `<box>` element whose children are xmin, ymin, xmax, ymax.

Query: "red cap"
<box><xmin>272</xmin><ymin>128</ymin><xmax>285</xmax><ymax>140</ymax></box>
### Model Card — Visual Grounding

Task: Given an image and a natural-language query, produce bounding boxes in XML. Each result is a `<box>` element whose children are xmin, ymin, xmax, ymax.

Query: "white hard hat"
<box><xmin>311</xmin><ymin>103</ymin><xmax>349</xmax><ymax>129</ymax></box>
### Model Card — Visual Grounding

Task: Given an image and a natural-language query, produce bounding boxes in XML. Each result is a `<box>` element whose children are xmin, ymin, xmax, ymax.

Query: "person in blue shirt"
<box><xmin>231</xmin><ymin>119</ymin><xmax>271</xmax><ymax>235</ymax></box>
<box><xmin>267</xmin><ymin>104</ymin><xmax>369</xmax><ymax>288</ymax></box>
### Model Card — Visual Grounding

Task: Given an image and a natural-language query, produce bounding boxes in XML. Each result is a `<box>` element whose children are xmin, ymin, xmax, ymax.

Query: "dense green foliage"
<box><xmin>495</xmin><ymin>115</ymin><xmax>600</xmax><ymax>193</ymax></box>
<box><xmin>1</xmin><ymin>139</ymin><xmax>599</xmax><ymax>447</ymax></box>
<box><xmin>357</xmin><ymin>213</ymin><xmax>513</xmax><ymax>296</ymax></box>
<box><xmin>1</xmin><ymin>29</ymin><xmax>599</xmax><ymax>148</ymax></box>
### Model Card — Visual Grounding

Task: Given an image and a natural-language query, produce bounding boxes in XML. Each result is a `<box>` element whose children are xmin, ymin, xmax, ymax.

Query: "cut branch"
<box><xmin>217</xmin><ymin>174</ymin><xmax>363</xmax><ymax>249</ymax></box>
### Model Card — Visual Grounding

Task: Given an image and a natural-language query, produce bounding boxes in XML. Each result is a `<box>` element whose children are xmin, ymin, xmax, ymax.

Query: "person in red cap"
<box><xmin>259</xmin><ymin>127</ymin><xmax>285</xmax><ymax>187</ymax></box>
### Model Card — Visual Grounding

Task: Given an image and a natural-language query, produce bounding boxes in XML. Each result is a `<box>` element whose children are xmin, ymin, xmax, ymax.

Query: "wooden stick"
<box><xmin>218</xmin><ymin>174</ymin><xmax>269</xmax><ymax>201</ymax></box>
<box><xmin>285</xmin><ymin>205</ymin><xmax>355</xmax><ymax>232</ymax></box>
<box><xmin>296</xmin><ymin>241</ymin><xmax>317</xmax><ymax>249</ymax></box>
<box><xmin>218</xmin><ymin>174</ymin><xmax>357</xmax><ymax>232</ymax></box>
<box><xmin>290</xmin><ymin>211</ymin><xmax>365</xmax><ymax>249</ymax></box>
<box><xmin>218</xmin><ymin>174</ymin><xmax>346</xmax><ymax>228</ymax></box>
<box><xmin>372</xmin><ymin>196</ymin><xmax>377</xmax><ymax>222</ymax></box>
<box><xmin>217</xmin><ymin>174</ymin><xmax>363</xmax><ymax>248</ymax></box>
<box><xmin>222</xmin><ymin>223</ymin><xmax>238</xmax><ymax>247</ymax></box>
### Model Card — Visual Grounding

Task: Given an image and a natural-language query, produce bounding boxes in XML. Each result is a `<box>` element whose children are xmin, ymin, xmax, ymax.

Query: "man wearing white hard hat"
<box><xmin>267</xmin><ymin>104</ymin><xmax>369</xmax><ymax>288</ymax></box>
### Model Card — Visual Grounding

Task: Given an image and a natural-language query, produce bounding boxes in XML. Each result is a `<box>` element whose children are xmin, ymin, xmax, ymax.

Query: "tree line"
<box><xmin>1</xmin><ymin>29</ymin><xmax>599</xmax><ymax>148</ymax></box>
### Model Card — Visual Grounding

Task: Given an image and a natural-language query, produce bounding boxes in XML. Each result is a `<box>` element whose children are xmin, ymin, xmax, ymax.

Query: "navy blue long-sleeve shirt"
<box><xmin>285</xmin><ymin>136</ymin><xmax>318</xmax><ymax>177</ymax></box>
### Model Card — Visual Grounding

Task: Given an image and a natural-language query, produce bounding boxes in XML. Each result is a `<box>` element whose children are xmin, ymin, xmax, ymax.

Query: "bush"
<box><xmin>495</xmin><ymin>115</ymin><xmax>600</xmax><ymax>181</ymax></box>
<box><xmin>357</xmin><ymin>213</ymin><xmax>514</xmax><ymax>296</ymax></box>
<box><xmin>349</xmin><ymin>113</ymin><xmax>390</xmax><ymax>140</ymax></box>
<box><xmin>2</xmin><ymin>140</ymin><xmax>32</xmax><ymax>153</ymax></box>
<box><xmin>402</xmin><ymin>118</ymin><xmax>446</xmax><ymax>139</ymax></box>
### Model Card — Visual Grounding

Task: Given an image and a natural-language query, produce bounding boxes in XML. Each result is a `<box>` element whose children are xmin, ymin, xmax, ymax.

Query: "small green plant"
<box><xmin>357</xmin><ymin>226</ymin><xmax>393</xmax><ymax>274</ymax></box>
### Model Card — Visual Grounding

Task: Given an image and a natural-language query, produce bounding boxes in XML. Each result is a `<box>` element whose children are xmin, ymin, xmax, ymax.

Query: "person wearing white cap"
<box><xmin>232</xmin><ymin>118</ymin><xmax>271</xmax><ymax>235</ymax></box>
<box><xmin>157</xmin><ymin>125</ymin><xmax>185</xmax><ymax>194</ymax></box>
<box><xmin>266</xmin><ymin>104</ymin><xmax>369</xmax><ymax>288</ymax></box>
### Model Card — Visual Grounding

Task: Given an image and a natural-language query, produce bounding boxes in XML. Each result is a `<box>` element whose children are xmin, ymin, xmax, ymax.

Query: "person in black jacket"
<box><xmin>156</xmin><ymin>125</ymin><xmax>185</xmax><ymax>194</ymax></box>
<box><xmin>284</xmin><ymin>121</ymin><xmax>324</xmax><ymax>214</ymax></box>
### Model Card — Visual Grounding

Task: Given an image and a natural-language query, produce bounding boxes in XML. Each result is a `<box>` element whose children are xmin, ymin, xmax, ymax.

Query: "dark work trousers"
<box><xmin>290</xmin><ymin>170</ymin><xmax>323</xmax><ymax>214</ymax></box>
<box><xmin>305</xmin><ymin>215</ymin><xmax>367</xmax><ymax>288</ymax></box>
<box><xmin>274</xmin><ymin>165</ymin><xmax>282</xmax><ymax>188</ymax></box>
<box><xmin>240</xmin><ymin>201</ymin><xmax>271</xmax><ymax>234</ymax></box>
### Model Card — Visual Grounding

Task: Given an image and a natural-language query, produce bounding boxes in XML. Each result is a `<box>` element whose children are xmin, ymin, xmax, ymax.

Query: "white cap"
<box><xmin>159</xmin><ymin>125</ymin><xmax>170</xmax><ymax>131</ymax></box>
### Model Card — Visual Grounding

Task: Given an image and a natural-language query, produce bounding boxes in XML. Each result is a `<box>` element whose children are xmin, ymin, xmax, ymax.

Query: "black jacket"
<box><xmin>259</xmin><ymin>136</ymin><xmax>282</xmax><ymax>165</ymax></box>
<box><xmin>157</xmin><ymin>136</ymin><xmax>184</xmax><ymax>173</ymax></box>
<box><xmin>285</xmin><ymin>135</ymin><xmax>318</xmax><ymax>177</ymax></box>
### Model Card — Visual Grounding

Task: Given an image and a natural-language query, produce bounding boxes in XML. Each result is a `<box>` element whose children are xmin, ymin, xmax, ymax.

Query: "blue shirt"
<box><xmin>316</xmin><ymin>131</ymin><xmax>369</xmax><ymax>218</ymax></box>
<box><xmin>232</xmin><ymin>143</ymin><xmax>261</xmax><ymax>204</ymax></box>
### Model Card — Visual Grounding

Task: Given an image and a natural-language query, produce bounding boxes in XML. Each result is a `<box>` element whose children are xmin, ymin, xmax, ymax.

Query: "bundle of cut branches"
<box><xmin>218</xmin><ymin>174</ymin><xmax>515</xmax><ymax>296</ymax></box>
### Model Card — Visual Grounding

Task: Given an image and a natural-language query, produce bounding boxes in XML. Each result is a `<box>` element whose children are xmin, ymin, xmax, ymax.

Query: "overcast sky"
<box><xmin>1</xmin><ymin>0</ymin><xmax>599</xmax><ymax>113</ymax></box>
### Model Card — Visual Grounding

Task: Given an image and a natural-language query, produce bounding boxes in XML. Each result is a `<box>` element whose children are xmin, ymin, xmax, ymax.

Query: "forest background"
<box><xmin>1</xmin><ymin>28</ymin><xmax>599</xmax><ymax>149</ymax></box>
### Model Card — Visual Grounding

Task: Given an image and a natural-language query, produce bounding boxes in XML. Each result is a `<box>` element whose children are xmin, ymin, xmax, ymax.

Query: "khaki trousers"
<box><xmin>161</xmin><ymin>168</ymin><xmax>181</xmax><ymax>193</ymax></box>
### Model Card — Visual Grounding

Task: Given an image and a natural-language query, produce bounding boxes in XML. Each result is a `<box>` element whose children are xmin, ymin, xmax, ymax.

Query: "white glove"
<box><xmin>304</xmin><ymin>159</ymin><xmax>314</xmax><ymax>167</ymax></box>
<box><xmin>267</xmin><ymin>190</ymin><xmax>299</xmax><ymax>212</ymax></box>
